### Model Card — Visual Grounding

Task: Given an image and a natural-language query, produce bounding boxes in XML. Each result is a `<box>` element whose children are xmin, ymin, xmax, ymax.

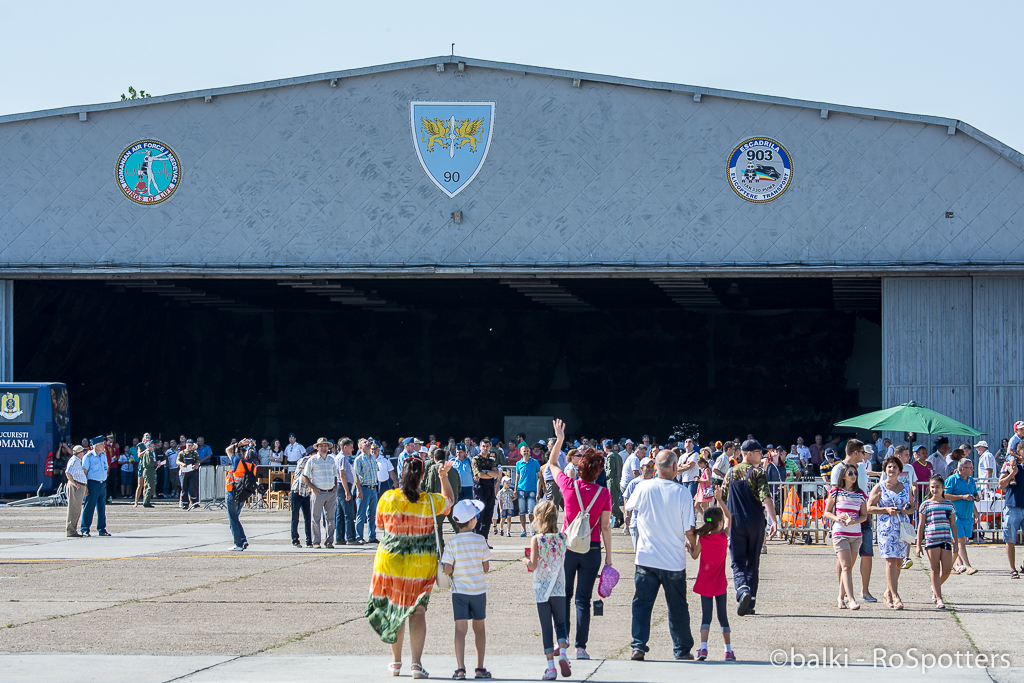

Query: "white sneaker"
<box><xmin>575</xmin><ymin>648</ymin><xmax>590</xmax><ymax>660</ymax></box>
<box><xmin>229</xmin><ymin>545</ymin><xmax>244</xmax><ymax>551</ymax></box>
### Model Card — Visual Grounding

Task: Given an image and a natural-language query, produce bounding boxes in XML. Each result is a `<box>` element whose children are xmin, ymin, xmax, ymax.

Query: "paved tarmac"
<box><xmin>0</xmin><ymin>500</ymin><xmax>1020</xmax><ymax>682</ymax></box>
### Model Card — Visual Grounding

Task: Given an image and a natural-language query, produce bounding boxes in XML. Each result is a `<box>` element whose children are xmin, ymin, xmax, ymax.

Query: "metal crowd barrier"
<box><xmin>772</xmin><ymin>476</ymin><xmax>1008</xmax><ymax>544</ymax></box>
<box><xmin>199</xmin><ymin>466</ymin><xmax>227</xmax><ymax>510</ymax></box>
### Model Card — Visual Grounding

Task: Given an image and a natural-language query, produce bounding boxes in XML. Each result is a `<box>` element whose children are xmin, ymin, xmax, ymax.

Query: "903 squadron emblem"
<box><xmin>411</xmin><ymin>101</ymin><xmax>494</xmax><ymax>198</ymax></box>
<box><xmin>727</xmin><ymin>137</ymin><xmax>792</xmax><ymax>203</ymax></box>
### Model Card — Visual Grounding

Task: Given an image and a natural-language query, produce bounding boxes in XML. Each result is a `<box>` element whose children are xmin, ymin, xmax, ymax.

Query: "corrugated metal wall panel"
<box><xmin>881</xmin><ymin>278</ymin><xmax>973</xmax><ymax>449</ymax></box>
<box><xmin>973</xmin><ymin>277</ymin><xmax>1024</xmax><ymax>447</ymax></box>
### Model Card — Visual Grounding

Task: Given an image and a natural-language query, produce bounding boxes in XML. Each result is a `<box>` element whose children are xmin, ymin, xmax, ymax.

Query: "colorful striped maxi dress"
<box><xmin>366</xmin><ymin>489</ymin><xmax>451</xmax><ymax>643</ymax></box>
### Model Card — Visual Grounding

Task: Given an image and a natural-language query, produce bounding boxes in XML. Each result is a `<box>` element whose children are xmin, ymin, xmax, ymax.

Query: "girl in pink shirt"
<box><xmin>691</xmin><ymin>488</ymin><xmax>734</xmax><ymax>661</ymax></box>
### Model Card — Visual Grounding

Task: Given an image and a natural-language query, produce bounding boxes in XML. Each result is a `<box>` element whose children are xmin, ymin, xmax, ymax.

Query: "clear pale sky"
<box><xmin>2</xmin><ymin>1</ymin><xmax>1021</xmax><ymax>152</ymax></box>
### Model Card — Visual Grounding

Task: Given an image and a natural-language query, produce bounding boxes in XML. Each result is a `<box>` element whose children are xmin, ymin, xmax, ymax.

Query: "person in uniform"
<box><xmin>139</xmin><ymin>440</ymin><xmax>158</xmax><ymax>508</ymax></box>
<box><xmin>473</xmin><ymin>438</ymin><xmax>500</xmax><ymax>541</ymax></box>
<box><xmin>81</xmin><ymin>436</ymin><xmax>112</xmax><ymax>536</ymax></box>
<box><xmin>603</xmin><ymin>440</ymin><xmax>624</xmax><ymax>528</ymax></box>
<box><xmin>64</xmin><ymin>445</ymin><xmax>87</xmax><ymax>537</ymax></box>
<box><xmin>721</xmin><ymin>439</ymin><xmax>778</xmax><ymax>616</ymax></box>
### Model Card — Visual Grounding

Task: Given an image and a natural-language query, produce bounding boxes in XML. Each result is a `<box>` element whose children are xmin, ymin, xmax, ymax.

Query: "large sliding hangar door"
<box><xmin>2</xmin><ymin>56</ymin><xmax>1024</xmax><ymax>443</ymax></box>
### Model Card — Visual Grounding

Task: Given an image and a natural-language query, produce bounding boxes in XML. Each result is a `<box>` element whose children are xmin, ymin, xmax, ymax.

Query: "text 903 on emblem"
<box><xmin>727</xmin><ymin>137</ymin><xmax>792</xmax><ymax>203</ymax></box>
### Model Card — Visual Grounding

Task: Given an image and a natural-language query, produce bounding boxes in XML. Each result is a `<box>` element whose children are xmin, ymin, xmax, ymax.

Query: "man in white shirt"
<box><xmin>976</xmin><ymin>440</ymin><xmax>996</xmax><ymax>491</ymax></box>
<box><xmin>166</xmin><ymin>442</ymin><xmax>180</xmax><ymax>499</ymax></box>
<box><xmin>928</xmin><ymin>437</ymin><xmax>950</xmax><ymax>474</ymax></box>
<box><xmin>375</xmin><ymin>444</ymin><xmax>398</xmax><ymax>495</ymax></box>
<box><xmin>795</xmin><ymin>437</ymin><xmax>811</xmax><ymax>463</ymax></box>
<box><xmin>64</xmin><ymin>445</ymin><xmax>88</xmax><ymax>537</ymax></box>
<box><xmin>620</xmin><ymin>446</ymin><xmax>642</xmax><ymax>491</ymax></box>
<box><xmin>712</xmin><ymin>442</ymin><xmax>734</xmax><ymax>484</ymax></box>
<box><xmin>284</xmin><ymin>433</ymin><xmax>305</xmax><ymax>465</ymax></box>
<box><xmin>626</xmin><ymin>448</ymin><xmax>696</xmax><ymax>661</ymax></box>
<box><xmin>676</xmin><ymin>438</ymin><xmax>699</xmax><ymax>497</ymax></box>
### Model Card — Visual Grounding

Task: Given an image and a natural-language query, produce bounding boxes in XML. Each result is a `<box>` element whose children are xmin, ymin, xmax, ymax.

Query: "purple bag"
<box><xmin>597</xmin><ymin>564</ymin><xmax>620</xmax><ymax>598</ymax></box>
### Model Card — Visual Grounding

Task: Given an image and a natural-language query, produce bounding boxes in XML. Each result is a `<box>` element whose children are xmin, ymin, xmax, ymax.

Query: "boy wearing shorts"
<box><xmin>442</xmin><ymin>499</ymin><xmax>493</xmax><ymax>680</ymax></box>
<box><xmin>498</xmin><ymin>476</ymin><xmax>515</xmax><ymax>536</ymax></box>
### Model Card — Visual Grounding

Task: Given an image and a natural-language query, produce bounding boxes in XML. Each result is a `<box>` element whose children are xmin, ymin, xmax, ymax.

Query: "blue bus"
<box><xmin>0</xmin><ymin>383</ymin><xmax>69</xmax><ymax>495</ymax></box>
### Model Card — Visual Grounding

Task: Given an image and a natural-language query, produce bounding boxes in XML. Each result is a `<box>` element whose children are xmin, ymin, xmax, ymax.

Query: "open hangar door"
<box><xmin>13</xmin><ymin>276</ymin><xmax>880</xmax><ymax>446</ymax></box>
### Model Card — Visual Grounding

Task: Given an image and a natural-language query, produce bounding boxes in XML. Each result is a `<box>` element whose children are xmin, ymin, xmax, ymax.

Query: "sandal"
<box><xmin>1012</xmin><ymin>569</ymin><xmax>1020</xmax><ymax>580</ymax></box>
<box><xmin>837</xmin><ymin>597</ymin><xmax>847</xmax><ymax>610</ymax></box>
<box><xmin>965</xmin><ymin>567</ymin><xmax>978</xmax><ymax>575</ymax></box>
<box><xmin>453</xmin><ymin>669</ymin><xmax>466</xmax><ymax>680</ymax></box>
<box><xmin>883</xmin><ymin>590</ymin><xmax>893</xmax><ymax>608</ymax></box>
<box><xmin>848</xmin><ymin>601</ymin><xmax>860</xmax><ymax>611</ymax></box>
<box><xmin>474</xmin><ymin>668</ymin><xmax>492</xmax><ymax>679</ymax></box>
<box><xmin>893</xmin><ymin>595</ymin><xmax>904</xmax><ymax>610</ymax></box>
<box><xmin>412</xmin><ymin>663</ymin><xmax>430</xmax><ymax>679</ymax></box>
<box><xmin>936</xmin><ymin>599</ymin><xmax>946</xmax><ymax>610</ymax></box>
<box><xmin>389</xmin><ymin>662</ymin><xmax>402</xmax><ymax>677</ymax></box>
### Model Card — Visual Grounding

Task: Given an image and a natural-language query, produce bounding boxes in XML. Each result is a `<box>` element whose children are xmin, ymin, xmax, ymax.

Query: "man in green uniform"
<box><xmin>140</xmin><ymin>440</ymin><xmax>158</xmax><ymax>508</ymax></box>
<box><xmin>423</xmin><ymin>447</ymin><xmax>461</xmax><ymax>551</ymax></box>
<box><xmin>603</xmin><ymin>439</ymin><xmax>624</xmax><ymax>528</ymax></box>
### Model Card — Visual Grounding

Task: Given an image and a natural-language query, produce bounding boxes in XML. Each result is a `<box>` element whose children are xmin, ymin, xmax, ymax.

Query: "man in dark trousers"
<box><xmin>722</xmin><ymin>439</ymin><xmax>779</xmax><ymax>617</ymax></box>
<box><xmin>472</xmin><ymin>438</ymin><xmax>500</xmax><ymax>542</ymax></box>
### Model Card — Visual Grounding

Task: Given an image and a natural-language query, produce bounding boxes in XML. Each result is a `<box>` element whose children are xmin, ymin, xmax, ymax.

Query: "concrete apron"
<box><xmin>0</xmin><ymin>654</ymin><xmax>1019</xmax><ymax>683</ymax></box>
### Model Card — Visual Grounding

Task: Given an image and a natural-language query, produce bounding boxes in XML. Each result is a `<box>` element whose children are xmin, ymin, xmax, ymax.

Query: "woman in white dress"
<box><xmin>868</xmin><ymin>455</ymin><xmax>916</xmax><ymax>610</ymax></box>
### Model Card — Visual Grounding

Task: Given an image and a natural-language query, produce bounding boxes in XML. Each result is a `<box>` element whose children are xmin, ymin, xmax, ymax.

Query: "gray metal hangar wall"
<box><xmin>1</xmin><ymin>55</ymin><xmax>1023</xmax><ymax>437</ymax></box>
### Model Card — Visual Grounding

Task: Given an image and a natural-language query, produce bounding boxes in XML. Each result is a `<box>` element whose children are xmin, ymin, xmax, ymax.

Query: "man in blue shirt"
<box><xmin>944</xmin><ymin>459</ymin><xmax>978</xmax><ymax>575</ymax></box>
<box><xmin>81</xmin><ymin>436</ymin><xmax>112</xmax><ymax>537</ymax></box>
<box><xmin>396</xmin><ymin>437</ymin><xmax>417</xmax><ymax>477</ymax></box>
<box><xmin>516</xmin><ymin>444</ymin><xmax>542</xmax><ymax>537</ymax></box>
<box><xmin>196</xmin><ymin>436</ymin><xmax>213</xmax><ymax>465</ymax></box>
<box><xmin>451</xmin><ymin>444</ymin><xmax>475</xmax><ymax>502</ymax></box>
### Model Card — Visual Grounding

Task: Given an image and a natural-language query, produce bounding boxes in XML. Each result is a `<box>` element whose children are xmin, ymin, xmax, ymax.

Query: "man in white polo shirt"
<box><xmin>284</xmin><ymin>433</ymin><xmax>305</xmax><ymax>465</ymax></box>
<box><xmin>626</xmin><ymin>448</ymin><xmax>696</xmax><ymax>662</ymax></box>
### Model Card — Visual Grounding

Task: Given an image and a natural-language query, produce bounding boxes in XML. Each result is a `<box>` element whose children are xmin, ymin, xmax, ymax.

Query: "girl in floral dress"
<box><xmin>522</xmin><ymin>500</ymin><xmax>571</xmax><ymax>680</ymax></box>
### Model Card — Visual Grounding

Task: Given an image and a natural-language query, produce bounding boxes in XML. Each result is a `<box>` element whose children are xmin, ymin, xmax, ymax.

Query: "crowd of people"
<box><xmin>56</xmin><ymin>420</ymin><xmax>1024</xmax><ymax>676</ymax></box>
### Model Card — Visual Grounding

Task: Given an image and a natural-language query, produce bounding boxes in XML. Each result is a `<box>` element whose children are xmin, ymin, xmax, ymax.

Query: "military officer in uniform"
<box><xmin>603</xmin><ymin>439</ymin><xmax>624</xmax><ymax>528</ymax></box>
<box><xmin>140</xmin><ymin>440</ymin><xmax>158</xmax><ymax>508</ymax></box>
<box><xmin>472</xmin><ymin>438</ymin><xmax>500</xmax><ymax>541</ymax></box>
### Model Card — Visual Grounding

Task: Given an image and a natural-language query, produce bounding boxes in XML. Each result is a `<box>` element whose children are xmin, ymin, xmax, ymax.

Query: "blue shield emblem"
<box><xmin>411</xmin><ymin>101</ymin><xmax>494</xmax><ymax>198</ymax></box>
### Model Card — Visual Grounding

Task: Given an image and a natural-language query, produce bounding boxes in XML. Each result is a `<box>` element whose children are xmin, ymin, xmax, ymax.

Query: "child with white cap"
<box><xmin>442</xmin><ymin>499</ymin><xmax>492</xmax><ymax>680</ymax></box>
<box><xmin>498</xmin><ymin>476</ymin><xmax>515</xmax><ymax>537</ymax></box>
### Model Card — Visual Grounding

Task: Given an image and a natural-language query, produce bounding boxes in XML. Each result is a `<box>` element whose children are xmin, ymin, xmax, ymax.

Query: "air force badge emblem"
<box><xmin>0</xmin><ymin>392</ymin><xmax>23</xmax><ymax>420</ymax></box>
<box><xmin>411</xmin><ymin>101</ymin><xmax>494</xmax><ymax>198</ymax></box>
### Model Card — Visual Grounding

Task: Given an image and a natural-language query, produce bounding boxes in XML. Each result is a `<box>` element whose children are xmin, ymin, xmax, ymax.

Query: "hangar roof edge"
<box><xmin>2</xmin><ymin>54</ymin><xmax>1022</xmax><ymax>170</ymax></box>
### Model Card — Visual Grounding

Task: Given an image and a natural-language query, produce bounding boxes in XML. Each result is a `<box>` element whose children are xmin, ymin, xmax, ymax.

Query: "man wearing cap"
<box><xmin>1009</xmin><ymin>422</ymin><xmax>1024</xmax><ymax>463</ymax></box>
<box><xmin>452</xmin><ymin>443</ymin><xmax>476</xmax><ymax>503</ymax></box>
<box><xmin>139</xmin><ymin>440</ymin><xmax>158</xmax><ymax>508</ymax></box>
<box><xmin>284</xmin><ymin>433</ymin><xmax>305</xmax><ymax>466</ymax></box>
<box><xmin>621</xmin><ymin>442</ymin><xmax>642</xmax><ymax>495</ymax></box>
<box><xmin>819</xmin><ymin>447</ymin><xmax>839</xmax><ymax>484</ymax></box>
<box><xmin>603</xmin><ymin>440</ymin><xmax>624</xmax><ymax>528</ymax></box>
<box><xmin>353</xmin><ymin>440</ymin><xmax>379</xmax><ymax>544</ymax></box>
<box><xmin>397</xmin><ymin>437</ymin><xmax>417</xmax><ymax>478</ymax></box>
<box><xmin>472</xmin><ymin>438</ymin><xmax>500</xmax><ymax>541</ymax></box>
<box><xmin>721</xmin><ymin>440</ymin><xmax>778</xmax><ymax>616</ymax></box>
<box><xmin>977</xmin><ymin>441</ymin><xmax>995</xmax><ymax>489</ymax></box>
<box><xmin>81</xmin><ymin>437</ymin><xmax>112</xmax><ymax>537</ymax></box>
<box><xmin>64</xmin><ymin>445</ymin><xmax>88</xmax><ymax>537</ymax></box>
<box><xmin>302</xmin><ymin>438</ymin><xmax>339</xmax><ymax>549</ymax></box>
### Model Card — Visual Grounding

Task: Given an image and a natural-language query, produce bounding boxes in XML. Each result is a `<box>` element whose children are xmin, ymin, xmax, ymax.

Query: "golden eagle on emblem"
<box><xmin>420</xmin><ymin>117</ymin><xmax>485</xmax><ymax>153</ymax></box>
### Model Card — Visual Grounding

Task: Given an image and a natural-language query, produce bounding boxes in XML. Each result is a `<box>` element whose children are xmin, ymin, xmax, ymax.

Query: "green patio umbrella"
<box><xmin>834</xmin><ymin>401</ymin><xmax>985</xmax><ymax>436</ymax></box>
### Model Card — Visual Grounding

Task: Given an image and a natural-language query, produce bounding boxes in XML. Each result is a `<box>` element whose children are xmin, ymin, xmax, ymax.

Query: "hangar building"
<box><xmin>0</xmin><ymin>56</ymin><xmax>1022</xmax><ymax>448</ymax></box>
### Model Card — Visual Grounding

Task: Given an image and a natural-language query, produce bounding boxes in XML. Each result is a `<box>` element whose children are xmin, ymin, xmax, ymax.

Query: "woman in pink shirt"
<box><xmin>547</xmin><ymin>419</ymin><xmax>612</xmax><ymax>661</ymax></box>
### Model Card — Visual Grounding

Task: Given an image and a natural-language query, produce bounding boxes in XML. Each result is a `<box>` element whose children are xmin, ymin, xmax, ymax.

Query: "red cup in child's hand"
<box><xmin>525</xmin><ymin>547</ymin><xmax>532</xmax><ymax>572</ymax></box>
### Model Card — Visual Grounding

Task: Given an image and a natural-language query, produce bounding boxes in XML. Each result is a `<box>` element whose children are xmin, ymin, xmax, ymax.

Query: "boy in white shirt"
<box><xmin>442</xmin><ymin>499</ymin><xmax>492</xmax><ymax>680</ymax></box>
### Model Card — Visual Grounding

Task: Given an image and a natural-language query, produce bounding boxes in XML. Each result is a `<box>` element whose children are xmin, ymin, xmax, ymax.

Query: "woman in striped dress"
<box><xmin>916</xmin><ymin>474</ymin><xmax>958</xmax><ymax>609</ymax></box>
<box><xmin>367</xmin><ymin>457</ymin><xmax>455</xmax><ymax>679</ymax></box>
<box><xmin>824</xmin><ymin>464</ymin><xmax>868</xmax><ymax>611</ymax></box>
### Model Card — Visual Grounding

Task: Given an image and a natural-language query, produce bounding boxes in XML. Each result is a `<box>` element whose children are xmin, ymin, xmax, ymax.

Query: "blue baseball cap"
<box><xmin>601</xmin><ymin>439</ymin><xmax>613</xmax><ymax>447</ymax></box>
<box><xmin>90</xmin><ymin>435</ymin><xmax>104</xmax><ymax>445</ymax></box>
<box><xmin>401</xmin><ymin>437</ymin><xmax>415</xmax><ymax>445</ymax></box>
<box><xmin>455</xmin><ymin>443</ymin><xmax>466</xmax><ymax>451</ymax></box>
<box><xmin>741</xmin><ymin>439</ymin><xmax>763</xmax><ymax>453</ymax></box>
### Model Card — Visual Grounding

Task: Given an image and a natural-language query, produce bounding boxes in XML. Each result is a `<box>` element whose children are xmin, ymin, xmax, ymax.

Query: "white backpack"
<box><xmin>566</xmin><ymin>481</ymin><xmax>600</xmax><ymax>554</ymax></box>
